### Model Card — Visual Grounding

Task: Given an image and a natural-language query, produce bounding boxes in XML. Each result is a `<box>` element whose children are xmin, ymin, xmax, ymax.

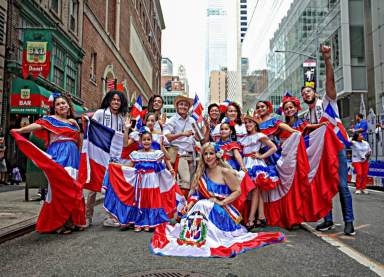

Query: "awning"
<box><xmin>11</xmin><ymin>77</ymin><xmax>51</xmax><ymax>115</ymax></box>
<box><xmin>10</xmin><ymin>77</ymin><xmax>85</xmax><ymax>116</ymax></box>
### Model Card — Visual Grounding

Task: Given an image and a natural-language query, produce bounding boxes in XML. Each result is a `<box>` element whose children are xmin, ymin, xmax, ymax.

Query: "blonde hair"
<box><xmin>190</xmin><ymin>142</ymin><xmax>234</xmax><ymax>191</ymax></box>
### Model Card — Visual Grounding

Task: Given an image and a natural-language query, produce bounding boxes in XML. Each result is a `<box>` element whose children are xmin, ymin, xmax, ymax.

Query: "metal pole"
<box><xmin>315</xmin><ymin>30</ymin><xmax>320</xmax><ymax>92</ymax></box>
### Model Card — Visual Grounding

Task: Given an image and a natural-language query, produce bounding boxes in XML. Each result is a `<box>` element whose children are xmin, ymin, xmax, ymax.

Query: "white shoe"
<box><xmin>355</xmin><ymin>190</ymin><xmax>361</xmax><ymax>195</ymax></box>
<box><xmin>84</xmin><ymin>217</ymin><xmax>92</xmax><ymax>228</ymax></box>
<box><xmin>103</xmin><ymin>218</ymin><xmax>120</xmax><ymax>227</ymax></box>
<box><xmin>362</xmin><ymin>189</ymin><xmax>369</xmax><ymax>194</ymax></box>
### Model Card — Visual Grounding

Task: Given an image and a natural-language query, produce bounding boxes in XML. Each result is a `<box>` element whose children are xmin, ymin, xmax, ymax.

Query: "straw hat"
<box><xmin>174</xmin><ymin>95</ymin><xmax>194</xmax><ymax>108</ymax></box>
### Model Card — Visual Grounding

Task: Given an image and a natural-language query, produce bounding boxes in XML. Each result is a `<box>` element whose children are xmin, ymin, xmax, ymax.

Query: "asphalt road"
<box><xmin>0</xmin><ymin>188</ymin><xmax>383</xmax><ymax>277</ymax></box>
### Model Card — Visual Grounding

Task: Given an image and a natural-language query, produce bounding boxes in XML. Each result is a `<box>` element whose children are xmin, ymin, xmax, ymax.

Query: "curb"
<box><xmin>0</xmin><ymin>196</ymin><xmax>104</xmax><ymax>244</ymax></box>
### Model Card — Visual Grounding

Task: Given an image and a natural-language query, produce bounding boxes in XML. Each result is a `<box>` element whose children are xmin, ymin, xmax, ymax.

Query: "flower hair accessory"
<box><xmin>282</xmin><ymin>96</ymin><xmax>302</xmax><ymax>112</ymax></box>
<box><xmin>213</xmin><ymin>143</ymin><xmax>224</xmax><ymax>159</ymax></box>
<box><xmin>138</xmin><ymin>126</ymin><xmax>151</xmax><ymax>135</ymax></box>
<box><xmin>221</xmin><ymin>117</ymin><xmax>236</xmax><ymax>127</ymax></box>
<box><xmin>48</xmin><ymin>92</ymin><xmax>62</xmax><ymax>103</ymax></box>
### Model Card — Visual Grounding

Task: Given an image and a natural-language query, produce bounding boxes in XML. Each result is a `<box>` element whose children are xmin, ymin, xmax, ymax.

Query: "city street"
<box><xmin>0</xmin><ymin>187</ymin><xmax>383</xmax><ymax>277</ymax></box>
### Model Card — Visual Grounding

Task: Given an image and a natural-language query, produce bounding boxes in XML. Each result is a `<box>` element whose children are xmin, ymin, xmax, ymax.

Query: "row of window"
<box><xmin>50</xmin><ymin>0</ymin><xmax>78</xmax><ymax>34</ymax></box>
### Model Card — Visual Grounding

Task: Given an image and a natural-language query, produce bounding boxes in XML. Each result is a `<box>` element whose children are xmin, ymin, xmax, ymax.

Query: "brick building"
<box><xmin>81</xmin><ymin>0</ymin><xmax>165</xmax><ymax>110</ymax></box>
<box><xmin>3</xmin><ymin>0</ymin><xmax>85</xmax><ymax>183</ymax></box>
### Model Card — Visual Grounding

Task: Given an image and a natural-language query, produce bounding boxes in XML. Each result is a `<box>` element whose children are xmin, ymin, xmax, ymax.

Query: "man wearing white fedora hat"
<box><xmin>163</xmin><ymin>95</ymin><xmax>197</xmax><ymax>196</ymax></box>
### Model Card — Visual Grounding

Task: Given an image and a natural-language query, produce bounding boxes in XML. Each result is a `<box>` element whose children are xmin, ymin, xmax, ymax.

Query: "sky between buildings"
<box><xmin>160</xmin><ymin>0</ymin><xmax>294</xmax><ymax>100</ymax></box>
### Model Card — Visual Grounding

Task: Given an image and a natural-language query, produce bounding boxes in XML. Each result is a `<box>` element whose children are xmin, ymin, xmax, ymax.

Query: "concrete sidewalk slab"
<box><xmin>0</xmin><ymin>185</ymin><xmax>104</xmax><ymax>241</ymax></box>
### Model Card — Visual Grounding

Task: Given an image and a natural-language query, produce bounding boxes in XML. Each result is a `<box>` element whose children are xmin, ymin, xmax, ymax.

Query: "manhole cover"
<box><xmin>126</xmin><ymin>270</ymin><xmax>212</xmax><ymax>277</ymax></box>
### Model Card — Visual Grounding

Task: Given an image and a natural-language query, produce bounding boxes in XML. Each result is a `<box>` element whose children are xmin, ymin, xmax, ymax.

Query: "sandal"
<box><xmin>143</xmin><ymin>226</ymin><xmax>151</xmax><ymax>232</ymax></box>
<box><xmin>255</xmin><ymin>218</ymin><xmax>267</xmax><ymax>228</ymax></box>
<box><xmin>245</xmin><ymin>220</ymin><xmax>255</xmax><ymax>231</ymax></box>
<box><xmin>134</xmin><ymin>227</ymin><xmax>142</xmax><ymax>232</ymax></box>
<box><xmin>56</xmin><ymin>227</ymin><xmax>72</xmax><ymax>235</ymax></box>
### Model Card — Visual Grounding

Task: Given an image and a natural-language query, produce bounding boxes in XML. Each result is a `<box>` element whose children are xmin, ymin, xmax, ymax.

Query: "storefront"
<box><xmin>4</xmin><ymin>1</ymin><xmax>85</xmax><ymax>193</ymax></box>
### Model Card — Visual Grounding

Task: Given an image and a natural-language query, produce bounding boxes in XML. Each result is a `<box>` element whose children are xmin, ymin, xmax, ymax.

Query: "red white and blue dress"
<box><xmin>151</xmin><ymin>172</ymin><xmax>285</xmax><ymax>257</ymax></box>
<box><xmin>103</xmin><ymin>150</ymin><xmax>176</xmax><ymax>228</ymax></box>
<box><xmin>240</xmin><ymin>133</ymin><xmax>280</xmax><ymax>191</ymax></box>
<box><xmin>211</xmin><ymin>123</ymin><xmax>247</xmax><ymax>142</ymax></box>
<box><xmin>216</xmin><ymin>140</ymin><xmax>241</xmax><ymax>170</ymax></box>
<box><xmin>12</xmin><ymin>116</ymin><xmax>85</xmax><ymax>233</ymax></box>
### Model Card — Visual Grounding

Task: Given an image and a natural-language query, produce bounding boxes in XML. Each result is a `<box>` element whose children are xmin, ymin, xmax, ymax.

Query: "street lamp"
<box><xmin>274</xmin><ymin>49</ymin><xmax>316</xmax><ymax>60</ymax></box>
<box><xmin>274</xmin><ymin>49</ymin><xmax>319</xmax><ymax>90</ymax></box>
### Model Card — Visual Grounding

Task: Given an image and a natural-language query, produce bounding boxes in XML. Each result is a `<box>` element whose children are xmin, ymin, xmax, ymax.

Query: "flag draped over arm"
<box><xmin>11</xmin><ymin>131</ymin><xmax>85</xmax><ymax>232</ymax></box>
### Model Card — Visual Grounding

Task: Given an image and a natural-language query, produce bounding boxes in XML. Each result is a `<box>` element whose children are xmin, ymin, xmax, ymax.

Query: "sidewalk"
<box><xmin>0</xmin><ymin>183</ymin><xmax>103</xmax><ymax>241</ymax></box>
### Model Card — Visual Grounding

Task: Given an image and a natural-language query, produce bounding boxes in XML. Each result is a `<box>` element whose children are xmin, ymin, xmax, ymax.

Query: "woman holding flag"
<box><xmin>11</xmin><ymin>93</ymin><xmax>85</xmax><ymax>234</ymax></box>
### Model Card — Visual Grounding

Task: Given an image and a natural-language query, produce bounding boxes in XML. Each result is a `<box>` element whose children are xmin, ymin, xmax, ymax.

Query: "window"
<box><xmin>241</xmin><ymin>16</ymin><xmax>247</xmax><ymax>20</ymax></box>
<box><xmin>240</xmin><ymin>0</ymin><xmax>247</xmax><ymax>3</ymax></box>
<box><xmin>241</xmin><ymin>22</ymin><xmax>247</xmax><ymax>26</ymax></box>
<box><xmin>240</xmin><ymin>10</ymin><xmax>247</xmax><ymax>15</ymax></box>
<box><xmin>240</xmin><ymin>5</ymin><xmax>247</xmax><ymax>9</ymax></box>
<box><xmin>241</xmin><ymin>27</ymin><xmax>247</xmax><ymax>32</ymax></box>
<box><xmin>0</xmin><ymin>6</ymin><xmax>5</xmax><ymax>45</ymax></box>
<box><xmin>51</xmin><ymin>0</ymin><xmax>60</xmax><ymax>16</ymax></box>
<box><xmin>69</xmin><ymin>0</ymin><xmax>78</xmax><ymax>33</ymax></box>
<box><xmin>90</xmin><ymin>52</ymin><xmax>97</xmax><ymax>82</ymax></box>
<box><xmin>53</xmin><ymin>44</ymin><xmax>65</xmax><ymax>87</ymax></box>
<box><xmin>66</xmin><ymin>57</ymin><xmax>77</xmax><ymax>95</ymax></box>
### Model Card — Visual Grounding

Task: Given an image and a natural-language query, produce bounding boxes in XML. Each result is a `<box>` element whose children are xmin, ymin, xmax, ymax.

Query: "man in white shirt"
<box><xmin>86</xmin><ymin>90</ymin><xmax>128</xmax><ymax>228</ymax></box>
<box><xmin>163</xmin><ymin>96</ymin><xmax>197</xmax><ymax>196</ymax></box>
<box><xmin>301</xmin><ymin>45</ymin><xmax>355</xmax><ymax>236</ymax></box>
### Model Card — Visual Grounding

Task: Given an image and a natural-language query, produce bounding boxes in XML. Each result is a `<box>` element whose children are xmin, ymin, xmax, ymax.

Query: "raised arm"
<box><xmin>321</xmin><ymin>45</ymin><xmax>336</xmax><ymax>100</ymax></box>
<box><xmin>12</xmin><ymin>123</ymin><xmax>43</xmax><ymax>134</ymax></box>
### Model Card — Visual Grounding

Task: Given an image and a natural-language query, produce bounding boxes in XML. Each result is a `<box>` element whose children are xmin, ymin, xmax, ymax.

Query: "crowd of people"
<box><xmin>10</xmin><ymin>45</ymin><xmax>364</xmax><ymax>257</ymax></box>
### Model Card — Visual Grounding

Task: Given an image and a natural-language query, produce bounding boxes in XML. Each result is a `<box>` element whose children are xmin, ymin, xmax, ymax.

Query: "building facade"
<box><xmin>242</xmin><ymin>69</ymin><xmax>268</xmax><ymax>112</ymax></box>
<box><xmin>161</xmin><ymin>57</ymin><xmax>173</xmax><ymax>76</ymax></box>
<box><xmin>239</xmin><ymin>0</ymin><xmax>247</xmax><ymax>43</ymax></box>
<box><xmin>4</xmin><ymin>0</ymin><xmax>86</xmax><ymax>179</ymax></box>
<box><xmin>81</xmin><ymin>0</ymin><xmax>165</xmax><ymax>110</ymax></box>
<box><xmin>209</xmin><ymin>70</ymin><xmax>227</xmax><ymax>104</ymax></box>
<box><xmin>161</xmin><ymin>75</ymin><xmax>189</xmax><ymax>118</ymax></box>
<box><xmin>262</xmin><ymin>0</ymin><xmax>370</xmax><ymax>126</ymax></box>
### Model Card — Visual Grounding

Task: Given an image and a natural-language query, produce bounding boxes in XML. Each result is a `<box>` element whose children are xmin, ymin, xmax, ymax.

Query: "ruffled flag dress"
<box><xmin>103</xmin><ymin>150</ymin><xmax>180</xmax><ymax>227</ymax></box>
<box><xmin>151</xmin><ymin>173</ymin><xmax>285</xmax><ymax>258</ymax></box>
<box><xmin>12</xmin><ymin>116</ymin><xmax>85</xmax><ymax>232</ymax></box>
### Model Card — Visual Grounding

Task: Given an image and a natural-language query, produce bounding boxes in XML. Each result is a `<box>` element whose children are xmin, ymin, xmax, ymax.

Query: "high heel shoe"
<box><xmin>255</xmin><ymin>218</ymin><xmax>267</xmax><ymax>228</ymax></box>
<box><xmin>245</xmin><ymin>219</ymin><xmax>255</xmax><ymax>231</ymax></box>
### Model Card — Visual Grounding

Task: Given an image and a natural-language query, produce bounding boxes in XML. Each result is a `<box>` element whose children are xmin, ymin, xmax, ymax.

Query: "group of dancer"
<box><xmin>11</xmin><ymin>45</ymin><xmax>357</xmax><ymax>257</ymax></box>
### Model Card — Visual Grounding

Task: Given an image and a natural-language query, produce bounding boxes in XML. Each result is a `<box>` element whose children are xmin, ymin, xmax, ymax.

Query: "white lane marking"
<box><xmin>301</xmin><ymin>223</ymin><xmax>384</xmax><ymax>277</ymax></box>
<box><xmin>348</xmin><ymin>185</ymin><xmax>384</xmax><ymax>194</ymax></box>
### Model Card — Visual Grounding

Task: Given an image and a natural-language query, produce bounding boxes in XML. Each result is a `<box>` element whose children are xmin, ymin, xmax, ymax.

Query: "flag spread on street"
<box><xmin>320</xmin><ymin>103</ymin><xmax>351</xmax><ymax>147</ymax></box>
<box><xmin>78</xmin><ymin>118</ymin><xmax>124</xmax><ymax>192</ymax></box>
<box><xmin>11</xmin><ymin>131</ymin><xmax>85</xmax><ymax>232</ymax></box>
<box><xmin>191</xmin><ymin>94</ymin><xmax>204</xmax><ymax>123</ymax></box>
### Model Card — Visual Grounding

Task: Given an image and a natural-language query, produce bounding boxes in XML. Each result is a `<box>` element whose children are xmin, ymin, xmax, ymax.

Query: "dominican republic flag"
<box><xmin>263</xmin><ymin>132</ymin><xmax>310</xmax><ymax>229</ymax></box>
<box><xmin>103</xmin><ymin>163</ymin><xmax>186</xmax><ymax>223</ymax></box>
<box><xmin>302</xmin><ymin>125</ymin><xmax>343</xmax><ymax>221</ymax></box>
<box><xmin>219</xmin><ymin>99</ymin><xmax>231</xmax><ymax>113</ymax></box>
<box><xmin>191</xmin><ymin>94</ymin><xmax>204</xmax><ymax>123</ymax></box>
<box><xmin>11</xmin><ymin>131</ymin><xmax>85</xmax><ymax>232</ymax></box>
<box><xmin>78</xmin><ymin>118</ymin><xmax>124</xmax><ymax>192</ymax></box>
<box><xmin>130</xmin><ymin>96</ymin><xmax>146</xmax><ymax>130</ymax></box>
<box><xmin>107</xmin><ymin>79</ymin><xmax>116</xmax><ymax>92</ymax></box>
<box><xmin>320</xmin><ymin>103</ymin><xmax>351</xmax><ymax>147</ymax></box>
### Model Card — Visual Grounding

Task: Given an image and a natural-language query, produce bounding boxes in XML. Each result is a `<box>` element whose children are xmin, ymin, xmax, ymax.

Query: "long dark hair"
<box><xmin>220</xmin><ymin>122</ymin><xmax>237</xmax><ymax>142</ymax></box>
<box><xmin>50</xmin><ymin>95</ymin><xmax>75</xmax><ymax>119</ymax></box>
<box><xmin>100</xmin><ymin>90</ymin><xmax>128</xmax><ymax>116</ymax></box>
<box><xmin>147</xmin><ymin>94</ymin><xmax>164</xmax><ymax>113</ymax></box>
<box><xmin>220</xmin><ymin>102</ymin><xmax>242</xmax><ymax>125</ymax></box>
